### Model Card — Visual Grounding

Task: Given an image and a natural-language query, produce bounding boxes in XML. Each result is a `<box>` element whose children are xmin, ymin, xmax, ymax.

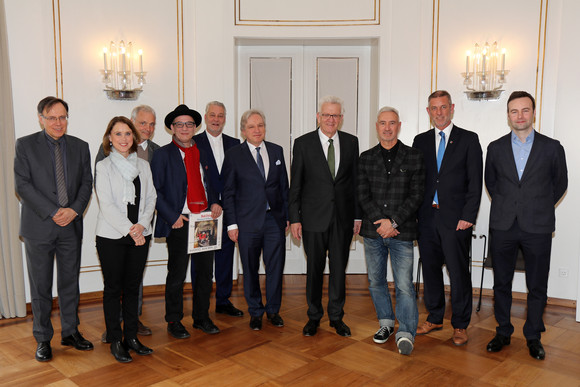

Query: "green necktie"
<box><xmin>327</xmin><ymin>139</ymin><xmax>335</xmax><ymax>180</ymax></box>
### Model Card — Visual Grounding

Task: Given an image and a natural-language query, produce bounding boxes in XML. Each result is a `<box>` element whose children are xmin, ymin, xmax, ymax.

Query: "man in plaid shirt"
<box><xmin>357</xmin><ymin>107</ymin><xmax>425</xmax><ymax>355</ymax></box>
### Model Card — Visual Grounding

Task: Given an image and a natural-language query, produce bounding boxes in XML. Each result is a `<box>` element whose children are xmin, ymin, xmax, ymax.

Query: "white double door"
<box><xmin>237</xmin><ymin>42</ymin><xmax>372</xmax><ymax>274</ymax></box>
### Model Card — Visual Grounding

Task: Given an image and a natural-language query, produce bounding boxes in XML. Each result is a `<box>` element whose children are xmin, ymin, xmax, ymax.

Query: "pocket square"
<box><xmin>276</xmin><ymin>160</ymin><xmax>281</xmax><ymax>165</ymax></box>
<box><xmin>400</xmin><ymin>168</ymin><xmax>407</xmax><ymax>173</ymax></box>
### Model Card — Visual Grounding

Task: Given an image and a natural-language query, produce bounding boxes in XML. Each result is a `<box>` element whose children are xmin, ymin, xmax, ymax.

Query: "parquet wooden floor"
<box><xmin>1</xmin><ymin>275</ymin><xmax>579</xmax><ymax>386</ymax></box>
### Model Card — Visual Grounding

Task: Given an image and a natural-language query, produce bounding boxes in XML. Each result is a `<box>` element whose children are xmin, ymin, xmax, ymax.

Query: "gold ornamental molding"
<box><xmin>235</xmin><ymin>0</ymin><xmax>380</xmax><ymax>26</ymax></box>
<box><xmin>51</xmin><ymin>0</ymin><xmax>64</xmax><ymax>98</ymax></box>
<box><xmin>430</xmin><ymin>0</ymin><xmax>548</xmax><ymax>131</ymax></box>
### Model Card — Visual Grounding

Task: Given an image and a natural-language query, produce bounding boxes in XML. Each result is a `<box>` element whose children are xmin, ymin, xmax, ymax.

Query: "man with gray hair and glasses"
<box><xmin>289</xmin><ymin>96</ymin><xmax>361</xmax><ymax>337</ymax></box>
<box><xmin>15</xmin><ymin>96</ymin><xmax>93</xmax><ymax>361</ymax></box>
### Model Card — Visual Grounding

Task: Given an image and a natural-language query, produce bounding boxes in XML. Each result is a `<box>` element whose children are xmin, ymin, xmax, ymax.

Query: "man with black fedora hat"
<box><xmin>151</xmin><ymin>104</ymin><xmax>222</xmax><ymax>338</ymax></box>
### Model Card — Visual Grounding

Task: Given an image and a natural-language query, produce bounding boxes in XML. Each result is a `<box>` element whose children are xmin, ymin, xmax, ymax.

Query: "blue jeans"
<box><xmin>364</xmin><ymin>237</ymin><xmax>418</xmax><ymax>341</ymax></box>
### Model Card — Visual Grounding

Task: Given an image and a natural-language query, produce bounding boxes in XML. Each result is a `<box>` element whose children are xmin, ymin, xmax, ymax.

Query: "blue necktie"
<box><xmin>256</xmin><ymin>146</ymin><xmax>266</xmax><ymax>180</ymax></box>
<box><xmin>434</xmin><ymin>131</ymin><xmax>445</xmax><ymax>205</ymax></box>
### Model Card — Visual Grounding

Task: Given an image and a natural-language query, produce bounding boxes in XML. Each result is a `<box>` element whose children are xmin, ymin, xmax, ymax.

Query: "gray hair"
<box><xmin>318</xmin><ymin>95</ymin><xmax>345</xmax><ymax>114</ymax></box>
<box><xmin>377</xmin><ymin>106</ymin><xmax>400</xmax><ymax>121</ymax></box>
<box><xmin>131</xmin><ymin>105</ymin><xmax>156</xmax><ymax>120</ymax></box>
<box><xmin>428</xmin><ymin>90</ymin><xmax>453</xmax><ymax>105</ymax></box>
<box><xmin>240</xmin><ymin>109</ymin><xmax>266</xmax><ymax>130</ymax></box>
<box><xmin>205</xmin><ymin>101</ymin><xmax>227</xmax><ymax>115</ymax></box>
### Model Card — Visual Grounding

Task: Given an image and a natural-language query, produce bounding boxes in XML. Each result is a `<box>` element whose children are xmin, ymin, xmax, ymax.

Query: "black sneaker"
<box><xmin>373</xmin><ymin>326</ymin><xmax>394</xmax><ymax>344</ymax></box>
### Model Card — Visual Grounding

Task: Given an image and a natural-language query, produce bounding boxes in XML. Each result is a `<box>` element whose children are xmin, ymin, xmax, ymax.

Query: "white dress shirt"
<box><xmin>318</xmin><ymin>129</ymin><xmax>340</xmax><ymax>176</ymax></box>
<box><xmin>207</xmin><ymin>132</ymin><xmax>224</xmax><ymax>173</ymax></box>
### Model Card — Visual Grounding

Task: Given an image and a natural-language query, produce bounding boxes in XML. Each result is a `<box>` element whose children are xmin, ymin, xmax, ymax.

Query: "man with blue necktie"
<box><xmin>412</xmin><ymin>90</ymin><xmax>483</xmax><ymax>346</ymax></box>
<box><xmin>222</xmin><ymin>109</ymin><xmax>289</xmax><ymax>330</ymax></box>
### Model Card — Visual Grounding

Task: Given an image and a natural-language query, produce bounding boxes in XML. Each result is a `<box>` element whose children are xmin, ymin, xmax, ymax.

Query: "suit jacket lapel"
<box><xmin>439</xmin><ymin>126</ymin><xmax>459</xmax><ymax>173</ymax></box>
<box><xmin>311</xmin><ymin>130</ymin><xmax>334</xmax><ymax>181</ymax></box>
<box><xmin>520</xmin><ymin>130</ymin><xmax>541</xmax><ymax>183</ymax></box>
<box><xmin>499</xmin><ymin>134</ymin><xmax>520</xmax><ymax>182</ymax></box>
<box><xmin>242</xmin><ymin>141</ymin><xmax>264</xmax><ymax>180</ymax></box>
<box><xmin>335</xmin><ymin>131</ymin><xmax>350</xmax><ymax>179</ymax></box>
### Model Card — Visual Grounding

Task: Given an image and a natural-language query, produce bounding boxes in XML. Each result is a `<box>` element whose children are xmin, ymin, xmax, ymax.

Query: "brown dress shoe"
<box><xmin>416</xmin><ymin>321</ymin><xmax>443</xmax><ymax>335</ymax></box>
<box><xmin>452</xmin><ymin>328</ymin><xmax>468</xmax><ymax>346</ymax></box>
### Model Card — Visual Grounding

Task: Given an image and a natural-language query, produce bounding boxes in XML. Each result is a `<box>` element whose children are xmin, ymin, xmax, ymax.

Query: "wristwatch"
<box><xmin>390</xmin><ymin>219</ymin><xmax>398</xmax><ymax>229</ymax></box>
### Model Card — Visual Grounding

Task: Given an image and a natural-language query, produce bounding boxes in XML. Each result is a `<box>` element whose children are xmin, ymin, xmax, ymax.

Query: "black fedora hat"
<box><xmin>164</xmin><ymin>104</ymin><xmax>202</xmax><ymax>129</ymax></box>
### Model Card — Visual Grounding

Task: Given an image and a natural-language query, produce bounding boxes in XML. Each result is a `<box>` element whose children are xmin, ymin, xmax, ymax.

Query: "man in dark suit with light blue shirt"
<box><xmin>485</xmin><ymin>91</ymin><xmax>567</xmax><ymax>360</ymax></box>
<box><xmin>412</xmin><ymin>90</ymin><xmax>483</xmax><ymax>346</ymax></box>
<box><xmin>222</xmin><ymin>109</ymin><xmax>289</xmax><ymax>331</ymax></box>
<box><xmin>15</xmin><ymin>96</ymin><xmax>94</xmax><ymax>362</ymax></box>
<box><xmin>191</xmin><ymin>101</ymin><xmax>243</xmax><ymax>318</ymax></box>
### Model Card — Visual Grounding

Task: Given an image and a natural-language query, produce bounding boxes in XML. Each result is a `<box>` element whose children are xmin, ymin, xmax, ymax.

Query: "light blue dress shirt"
<box><xmin>511</xmin><ymin>130</ymin><xmax>534</xmax><ymax>180</ymax></box>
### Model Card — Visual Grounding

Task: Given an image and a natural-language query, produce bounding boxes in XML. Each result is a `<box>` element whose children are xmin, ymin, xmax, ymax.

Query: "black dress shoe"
<box><xmin>35</xmin><ymin>341</ymin><xmax>52</xmax><ymax>362</ymax></box>
<box><xmin>101</xmin><ymin>331</ymin><xmax>110</xmax><ymax>344</ymax></box>
<box><xmin>193</xmin><ymin>319</ymin><xmax>220</xmax><ymax>334</ymax></box>
<box><xmin>329</xmin><ymin>320</ymin><xmax>351</xmax><ymax>337</ymax></box>
<box><xmin>61</xmin><ymin>331</ymin><xmax>94</xmax><ymax>351</ymax></box>
<box><xmin>111</xmin><ymin>340</ymin><xmax>132</xmax><ymax>363</ymax></box>
<box><xmin>137</xmin><ymin>320</ymin><xmax>152</xmax><ymax>336</ymax></box>
<box><xmin>167</xmin><ymin>321</ymin><xmax>190</xmax><ymax>339</ymax></box>
<box><xmin>124</xmin><ymin>338</ymin><xmax>153</xmax><ymax>355</ymax></box>
<box><xmin>249</xmin><ymin>316</ymin><xmax>262</xmax><ymax>331</ymax></box>
<box><xmin>487</xmin><ymin>334</ymin><xmax>510</xmax><ymax>352</ymax></box>
<box><xmin>303</xmin><ymin>319</ymin><xmax>320</xmax><ymax>337</ymax></box>
<box><xmin>267</xmin><ymin>313</ymin><xmax>284</xmax><ymax>327</ymax></box>
<box><xmin>527</xmin><ymin>339</ymin><xmax>546</xmax><ymax>360</ymax></box>
<box><xmin>216</xmin><ymin>304</ymin><xmax>244</xmax><ymax>317</ymax></box>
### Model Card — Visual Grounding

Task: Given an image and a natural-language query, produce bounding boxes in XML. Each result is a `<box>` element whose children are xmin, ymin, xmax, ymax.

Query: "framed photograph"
<box><xmin>187</xmin><ymin>211</ymin><xmax>222</xmax><ymax>254</ymax></box>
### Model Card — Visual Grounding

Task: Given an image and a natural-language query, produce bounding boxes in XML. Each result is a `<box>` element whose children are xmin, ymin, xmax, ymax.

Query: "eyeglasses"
<box><xmin>172</xmin><ymin>121</ymin><xmax>195</xmax><ymax>128</ymax></box>
<box><xmin>42</xmin><ymin>115</ymin><xmax>68</xmax><ymax>123</ymax></box>
<box><xmin>320</xmin><ymin>113</ymin><xmax>342</xmax><ymax>120</ymax></box>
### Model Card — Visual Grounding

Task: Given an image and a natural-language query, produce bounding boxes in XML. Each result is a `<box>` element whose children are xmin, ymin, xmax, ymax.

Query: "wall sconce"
<box><xmin>461</xmin><ymin>41</ymin><xmax>509</xmax><ymax>101</ymax></box>
<box><xmin>100</xmin><ymin>41</ymin><xmax>146</xmax><ymax>100</ymax></box>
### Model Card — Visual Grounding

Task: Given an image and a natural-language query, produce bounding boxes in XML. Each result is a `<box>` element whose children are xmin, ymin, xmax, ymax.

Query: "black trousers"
<box><xmin>491</xmin><ymin>220</ymin><xmax>552</xmax><ymax>340</ymax></box>
<box><xmin>96</xmin><ymin>235</ymin><xmax>150</xmax><ymax>342</ymax></box>
<box><xmin>302</xmin><ymin>216</ymin><xmax>353</xmax><ymax>321</ymax></box>
<box><xmin>417</xmin><ymin>209</ymin><xmax>472</xmax><ymax>329</ymax></box>
<box><xmin>191</xmin><ymin>226</ymin><xmax>236</xmax><ymax>307</ymax></box>
<box><xmin>237</xmin><ymin>212</ymin><xmax>286</xmax><ymax>317</ymax></box>
<box><xmin>165</xmin><ymin>222</ymin><xmax>214</xmax><ymax>323</ymax></box>
<box><xmin>23</xmin><ymin>223</ymin><xmax>81</xmax><ymax>342</ymax></box>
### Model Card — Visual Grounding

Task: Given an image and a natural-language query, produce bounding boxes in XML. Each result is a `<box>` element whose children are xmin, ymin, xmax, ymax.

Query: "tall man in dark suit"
<box><xmin>96</xmin><ymin>104</ymin><xmax>159</xmax><ymax>338</ymax></box>
<box><xmin>15</xmin><ymin>96</ymin><xmax>94</xmax><ymax>362</ymax></box>
<box><xmin>412</xmin><ymin>90</ymin><xmax>483</xmax><ymax>346</ymax></box>
<box><xmin>222</xmin><ymin>109</ymin><xmax>289</xmax><ymax>331</ymax></box>
<box><xmin>191</xmin><ymin>101</ymin><xmax>243</xmax><ymax>318</ymax></box>
<box><xmin>485</xmin><ymin>91</ymin><xmax>567</xmax><ymax>360</ymax></box>
<box><xmin>358</xmin><ymin>107</ymin><xmax>425</xmax><ymax>355</ymax></box>
<box><xmin>151</xmin><ymin>104</ymin><xmax>221</xmax><ymax>339</ymax></box>
<box><xmin>289</xmin><ymin>96</ymin><xmax>361</xmax><ymax>337</ymax></box>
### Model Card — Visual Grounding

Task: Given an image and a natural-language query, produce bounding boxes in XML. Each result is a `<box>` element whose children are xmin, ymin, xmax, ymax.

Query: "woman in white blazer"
<box><xmin>95</xmin><ymin>116</ymin><xmax>157</xmax><ymax>363</ymax></box>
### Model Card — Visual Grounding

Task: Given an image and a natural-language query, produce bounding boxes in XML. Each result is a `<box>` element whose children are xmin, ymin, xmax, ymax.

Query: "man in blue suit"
<box><xmin>412</xmin><ymin>90</ymin><xmax>483</xmax><ymax>346</ymax></box>
<box><xmin>222</xmin><ymin>109</ymin><xmax>289</xmax><ymax>330</ymax></box>
<box><xmin>151</xmin><ymin>104</ymin><xmax>221</xmax><ymax>339</ymax></box>
<box><xmin>485</xmin><ymin>91</ymin><xmax>567</xmax><ymax>360</ymax></box>
<box><xmin>191</xmin><ymin>101</ymin><xmax>243</xmax><ymax>317</ymax></box>
<box><xmin>15</xmin><ymin>96</ymin><xmax>94</xmax><ymax>361</ymax></box>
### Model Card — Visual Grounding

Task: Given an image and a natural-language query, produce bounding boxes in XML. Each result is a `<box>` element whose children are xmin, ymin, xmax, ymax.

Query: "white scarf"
<box><xmin>110</xmin><ymin>149</ymin><xmax>139</xmax><ymax>205</ymax></box>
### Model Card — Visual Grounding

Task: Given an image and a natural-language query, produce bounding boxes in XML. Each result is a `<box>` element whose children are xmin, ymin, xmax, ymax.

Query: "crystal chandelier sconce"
<box><xmin>101</xmin><ymin>41</ymin><xmax>146</xmax><ymax>100</ymax></box>
<box><xmin>461</xmin><ymin>41</ymin><xmax>509</xmax><ymax>101</ymax></box>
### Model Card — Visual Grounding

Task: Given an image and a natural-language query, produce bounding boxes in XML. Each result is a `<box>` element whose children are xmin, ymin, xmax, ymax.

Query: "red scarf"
<box><xmin>173</xmin><ymin>139</ymin><xmax>207</xmax><ymax>214</ymax></box>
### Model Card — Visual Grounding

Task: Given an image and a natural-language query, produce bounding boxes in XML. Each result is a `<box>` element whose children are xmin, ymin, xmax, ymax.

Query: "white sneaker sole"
<box><xmin>397</xmin><ymin>337</ymin><xmax>414</xmax><ymax>355</ymax></box>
